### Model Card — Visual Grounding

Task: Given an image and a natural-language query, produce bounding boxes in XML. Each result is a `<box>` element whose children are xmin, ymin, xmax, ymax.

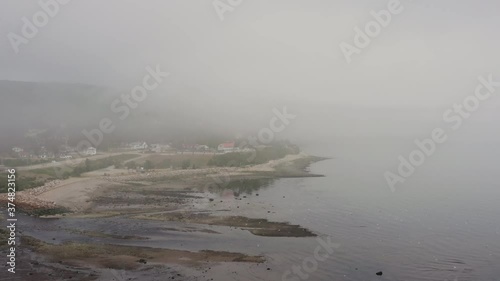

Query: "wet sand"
<box><xmin>133</xmin><ymin>212</ymin><xmax>316</xmax><ymax>237</ymax></box>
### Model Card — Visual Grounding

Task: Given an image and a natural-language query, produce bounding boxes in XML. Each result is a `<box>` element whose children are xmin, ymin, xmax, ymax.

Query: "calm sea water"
<box><xmin>234</xmin><ymin>137</ymin><xmax>500</xmax><ymax>281</ymax></box>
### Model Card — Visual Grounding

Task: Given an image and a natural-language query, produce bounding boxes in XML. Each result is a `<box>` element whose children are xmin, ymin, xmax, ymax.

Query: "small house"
<box><xmin>12</xmin><ymin>147</ymin><xmax>24</xmax><ymax>153</ymax></box>
<box><xmin>85</xmin><ymin>147</ymin><xmax>97</xmax><ymax>156</ymax></box>
<box><xmin>130</xmin><ymin>142</ymin><xmax>148</xmax><ymax>150</ymax></box>
<box><xmin>218</xmin><ymin>142</ymin><xmax>235</xmax><ymax>153</ymax></box>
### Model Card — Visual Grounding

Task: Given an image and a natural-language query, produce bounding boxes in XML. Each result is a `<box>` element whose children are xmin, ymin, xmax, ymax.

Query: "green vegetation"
<box><xmin>22</xmin><ymin>207</ymin><xmax>70</xmax><ymax>217</ymax></box>
<box><xmin>181</xmin><ymin>160</ymin><xmax>191</xmax><ymax>169</ymax></box>
<box><xmin>141</xmin><ymin>154</ymin><xmax>212</xmax><ymax>169</ymax></box>
<box><xmin>0</xmin><ymin>154</ymin><xmax>138</xmax><ymax>193</ymax></box>
<box><xmin>0</xmin><ymin>228</ymin><xmax>9</xmax><ymax>250</ymax></box>
<box><xmin>208</xmin><ymin>143</ymin><xmax>299</xmax><ymax>167</ymax></box>
<box><xmin>208</xmin><ymin>152</ymin><xmax>253</xmax><ymax>167</ymax></box>
<box><xmin>28</xmin><ymin>167</ymin><xmax>57</xmax><ymax>177</ymax></box>
<box><xmin>125</xmin><ymin>161</ymin><xmax>137</xmax><ymax>169</ymax></box>
<box><xmin>0</xmin><ymin>172</ymin><xmax>54</xmax><ymax>193</ymax></box>
<box><xmin>144</xmin><ymin>160</ymin><xmax>154</xmax><ymax>170</ymax></box>
<box><xmin>71</xmin><ymin>154</ymin><xmax>138</xmax><ymax>176</ymax></box>
<box><xmin>2</xmin><ymin>158</ymin><xmax>50</xmax><ymax>167</ymax></box>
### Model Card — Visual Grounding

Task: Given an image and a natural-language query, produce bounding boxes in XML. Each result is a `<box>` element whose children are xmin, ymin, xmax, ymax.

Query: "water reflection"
<box><xmin>204</xmin><ymin>178</ymin><xmax>275</xmax><ymax>196</ymax></box>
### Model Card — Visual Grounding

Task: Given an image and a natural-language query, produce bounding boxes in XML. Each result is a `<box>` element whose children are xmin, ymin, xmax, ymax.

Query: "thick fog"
<box><xmin>1</xmin><ymin>0</ymin><xmax>500</xmax><ymax>147</ymax></box>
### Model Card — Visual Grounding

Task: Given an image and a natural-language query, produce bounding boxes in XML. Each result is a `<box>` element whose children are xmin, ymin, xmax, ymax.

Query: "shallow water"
<box><xmin>247</xmin><ymin>138</ymin><xmax>500</xmax><ymax>281</ymax></box>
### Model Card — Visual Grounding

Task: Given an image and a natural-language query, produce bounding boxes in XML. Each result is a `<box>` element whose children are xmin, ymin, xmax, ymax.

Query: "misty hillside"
<box><xmin>0</xmin><ymin>80</ymin><xmax>115</xmax><ymax>126</ymax></box>
<box><xmin>0</xmin><ymin>80</ymin><xmax>212</xmax><ymax>151</ymax></box>
<box><xmin>3</xmin><ymin>79</ymin><xmax>498</xmax><ymax>154</ymax></box>
<box><xmin>0</xmin><ymin>80</ymin><xmax>284</xmax><ymax>151</ymax></box>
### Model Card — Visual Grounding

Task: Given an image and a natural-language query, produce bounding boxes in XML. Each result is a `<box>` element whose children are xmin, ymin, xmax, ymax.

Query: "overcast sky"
<box><xmin>1</xmin><ymin>0</ymin><xmax>499</xmax><ymax>141</ymax></box>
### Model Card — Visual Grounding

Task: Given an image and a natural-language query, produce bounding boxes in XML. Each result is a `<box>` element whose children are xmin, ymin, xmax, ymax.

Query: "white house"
<box><xmin>150</xmin><ymin>144</ymin><xmax>171</xmax><ymax>153</ymax></box>
<box><xmin>150</xmin><ymin>144</ymin><xmax>161</xmax><ymax>153</ymax></box>
<box><xmin>18</xmin><ymin>152</ymin><xmax>29</xmax><ymax>158</ymax></box>
<box><xmin>130</xmin><ymin>142</ymin><xmax>148</xmax><ymax>150</ymax></box>
<box><xmin>196</xmin><ymin>145</ymin><xmax>210</xmax><ymax>151</ymax></box>
<box><xmin>217</xmin><ymin>142</ymin><xmax>235</xmax><ymax>153</ymax></box>
<box><xmin>60</xmin><ymin>145</ymin><xmax>76</xmax><ymax>153</ymax></box>
<box><xmin>12</xmin><ymin>147</ymin><xmax>24</xmax><ymax>153</ymax></box>
<box><xmin>85</xmin><ymin>147</ymin><xmax>97</xmax><ymax>156</ymax></box>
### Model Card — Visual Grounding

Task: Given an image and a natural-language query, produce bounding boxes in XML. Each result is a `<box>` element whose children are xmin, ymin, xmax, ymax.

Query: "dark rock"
<box><xmin>376</xmin><ymin>271</ymin><xmax>383</xmax><ymax>276</ymax></box>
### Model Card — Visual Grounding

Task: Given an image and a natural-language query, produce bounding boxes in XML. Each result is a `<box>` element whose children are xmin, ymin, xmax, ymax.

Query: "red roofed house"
<box><xmin>218</xmin><ymin>142</ymin><xmax>235</xmax><ymax>153</ymax></box>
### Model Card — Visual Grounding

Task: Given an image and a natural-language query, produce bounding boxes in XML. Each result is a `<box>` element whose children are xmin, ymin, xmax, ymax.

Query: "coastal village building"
<box><xmin>196</xmin><ymin>145</ymin><xmax>210</xmax><ymax>151</ymax></box>
<box><xmin>85</xmin><ymin>147</ymin><xmax>97</xmax><ymax>156</ymax></box>
<box><xmin>130</xmin><ymin>142</ymin><xmax>148</xmax><ymax>150</ymax></box>
<box><xmin>218</xmin><ymin>142</ymin><xmax>235</xmax><ymax>153</ymax></box>
<box><xmin>150</xmin><ymin>144</ymin><xmax>172</xmax><ymax>153</ymax></box>
<box><xmin>12</xmin><ymin>147</ymin><xmax>24</xmax><ymax>153</ymax></box>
